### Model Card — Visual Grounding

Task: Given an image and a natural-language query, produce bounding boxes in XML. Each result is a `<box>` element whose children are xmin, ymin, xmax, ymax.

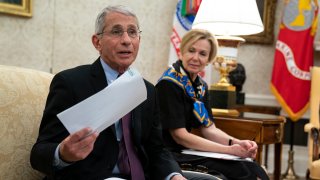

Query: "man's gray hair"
<box><xmin>95</xmin><ymin>5</ymin><xmax>139</xmax><ymax>34</ymax></box>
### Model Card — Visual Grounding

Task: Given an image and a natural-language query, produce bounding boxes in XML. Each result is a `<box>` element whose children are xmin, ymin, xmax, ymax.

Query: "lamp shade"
<box><xmin>192</xmin><ymin>0</ymin><xmax>264</xmax><ymax>36</ymax></box>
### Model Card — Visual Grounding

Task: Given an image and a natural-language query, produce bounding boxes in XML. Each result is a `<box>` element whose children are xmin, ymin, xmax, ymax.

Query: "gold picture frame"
<box><xmin>0</xmin><ymin>0</ymin><xmax>32</xmax><ymax>17</ymax></box>
<box><xmin>242</xmin><ymin>0</ymin><xmax>277</xmax><ymax>44</ymax></box>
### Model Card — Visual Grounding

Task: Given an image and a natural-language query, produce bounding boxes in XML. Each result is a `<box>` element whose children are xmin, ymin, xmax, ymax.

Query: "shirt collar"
<box><xmin>99</xmin><ymin>58</ymin><xmax>120</xmax><ymax>85</ymax></box>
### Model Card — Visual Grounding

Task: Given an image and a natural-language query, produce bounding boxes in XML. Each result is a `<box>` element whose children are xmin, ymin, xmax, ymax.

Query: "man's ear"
<box><xmin>92</xmin><ymin>35</ymin><xmax>101</xmax><ymax>50</ymax></box>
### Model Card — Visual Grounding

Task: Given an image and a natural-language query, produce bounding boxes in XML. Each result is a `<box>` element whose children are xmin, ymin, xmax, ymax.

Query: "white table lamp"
<box><xmin>192</xmin><ymin>0</ymin><xmax>264</xmax><ymax>87</ymax></box>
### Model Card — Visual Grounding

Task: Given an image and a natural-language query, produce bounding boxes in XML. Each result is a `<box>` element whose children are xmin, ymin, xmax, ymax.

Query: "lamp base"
<box><xmin>209</xmin><ymin>84</ymin><xmax>236</xmax><ymax>109</ymax></box>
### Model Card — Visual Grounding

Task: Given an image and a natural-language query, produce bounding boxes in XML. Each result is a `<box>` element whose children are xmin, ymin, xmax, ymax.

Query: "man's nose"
<box><xmin>121</xmin><ymin>31</ymin><xmax>131</xmax><ymax>42</ymax></box>
<box><xmin>120</xmin><ymin>32</ymin><xmax>132</xmax><ymax>44</ymax></box>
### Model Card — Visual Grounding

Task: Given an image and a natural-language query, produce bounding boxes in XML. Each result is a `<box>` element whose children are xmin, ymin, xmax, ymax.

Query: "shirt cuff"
<box><xmin>53</xmin><ymin>144</ymin><xmax>72</xmax><ymax>169</ymax></box>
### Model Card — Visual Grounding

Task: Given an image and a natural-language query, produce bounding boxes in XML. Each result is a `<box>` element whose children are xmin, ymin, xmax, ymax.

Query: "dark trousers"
<box><xmin>174</xmin><ymin>153</ymin><xmax>269</xmax><ymax>180</ymax></box>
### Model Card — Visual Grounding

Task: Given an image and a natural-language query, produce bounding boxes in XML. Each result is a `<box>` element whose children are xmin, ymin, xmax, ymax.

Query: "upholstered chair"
<box><xmin>0</xmin><ymin>65</ymin><xmax>53</xmax><ymax>180</ymax></box>
<box><xmin>304</xmin><ymin>66</ymin><xmax>320</xmax><ymax>180</ymax></box>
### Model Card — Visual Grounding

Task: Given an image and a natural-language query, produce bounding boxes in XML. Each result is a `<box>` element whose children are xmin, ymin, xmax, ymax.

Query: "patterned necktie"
<box><xmin>118</xmin><ymin>112</ymin><xmax>145</xmax><ymax>180</ymax></box>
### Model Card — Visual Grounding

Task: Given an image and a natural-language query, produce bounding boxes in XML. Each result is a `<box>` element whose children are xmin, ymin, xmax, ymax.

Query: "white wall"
<box><xmin>0</xmin><ymin>0</ymin><xmax>177</xmax><ymax>83</ymax></box>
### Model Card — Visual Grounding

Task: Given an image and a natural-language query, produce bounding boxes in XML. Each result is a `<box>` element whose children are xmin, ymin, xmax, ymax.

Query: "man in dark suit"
<box><xmin>30</xmin><ymin>5</ymin><xmax>190</xmax><ymax>180</ymax></box>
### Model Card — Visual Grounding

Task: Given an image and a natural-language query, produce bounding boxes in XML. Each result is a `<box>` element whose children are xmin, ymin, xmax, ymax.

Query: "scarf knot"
<box><xmin>158</xmin><ymin>66</ymin><xmax>213</xmax><ymax>127</ymax></box>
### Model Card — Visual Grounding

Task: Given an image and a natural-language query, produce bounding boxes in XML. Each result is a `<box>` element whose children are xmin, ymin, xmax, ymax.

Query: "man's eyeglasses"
<box><xmin>97</xmin><ymin>28</ymin><xmax>142</xmax><ymax>39</ymax></box>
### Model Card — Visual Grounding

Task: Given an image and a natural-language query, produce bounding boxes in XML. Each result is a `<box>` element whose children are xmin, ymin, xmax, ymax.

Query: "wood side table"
<box><xmin>214</xmin><ymin>114</ymin><xmax>286</xmax><ymax>180</ymax></box>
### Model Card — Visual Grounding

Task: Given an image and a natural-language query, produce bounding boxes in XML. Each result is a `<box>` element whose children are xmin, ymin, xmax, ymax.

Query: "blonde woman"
<box><xmin>156</xmin><ymin>29</ymin><xmax>269</xmax><ymax>180</ymax></box>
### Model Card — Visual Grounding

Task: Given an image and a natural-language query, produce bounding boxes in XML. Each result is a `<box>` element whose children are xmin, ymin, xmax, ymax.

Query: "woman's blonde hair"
<box><xmin>180</xmin><ymin>29</ymin><xmax>219</xmax><ymax>63</ymax></box>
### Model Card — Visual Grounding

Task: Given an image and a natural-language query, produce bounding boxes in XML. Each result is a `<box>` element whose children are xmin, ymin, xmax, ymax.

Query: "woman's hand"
<box><xmin>171</xmin><ymin>174</ymin><xmax>186</xmax><ymax>180</ymax></box>
<box><xmin>231</xmin><ymin>139</ymin><xmax>258</xmax><ymax>159</ymax></box>
<box><xmin>238</xmin><ymin>140</ymin><xmax>258</xmax><ymax>158</ymax></box>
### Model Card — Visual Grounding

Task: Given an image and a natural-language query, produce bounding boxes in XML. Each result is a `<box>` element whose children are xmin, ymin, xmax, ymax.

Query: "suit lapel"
<box><xmin>90</xmin><ymin>58</ymin><xmax>116</xmax><ymax>135</ymax></box>
<box><xmin>90</xmin><ymin>58</ymin><xmax>108</xmax><ymax>92</ymax></box>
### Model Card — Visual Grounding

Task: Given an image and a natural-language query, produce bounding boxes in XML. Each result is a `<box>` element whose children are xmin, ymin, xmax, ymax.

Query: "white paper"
<box><xmin>182</xmin><ymin>149</ymin><xmax>252</xmax><ymax>161</ymax></box>
<box><xmin>57</xmin><ymin>68</ymin><xmax>147</xmax><ymax>134</ymax></box>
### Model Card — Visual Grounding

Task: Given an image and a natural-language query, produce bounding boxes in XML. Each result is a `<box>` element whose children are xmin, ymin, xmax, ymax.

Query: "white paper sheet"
<box><xmin>57</xmin><ymin>68</ymin><xmax>147</xmax><ymax>134</ymax></box>
<box><xmin>182</xmin><ymin>149</ymin><xmax>252</xmax><ymax>161</ymax></box>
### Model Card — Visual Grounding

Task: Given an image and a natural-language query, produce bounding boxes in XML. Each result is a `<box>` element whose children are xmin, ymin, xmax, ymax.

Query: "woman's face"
<box><xmin>180</xmin><ymin>39</ymin><xmax>211</xmax><ymax>80</ymax></box>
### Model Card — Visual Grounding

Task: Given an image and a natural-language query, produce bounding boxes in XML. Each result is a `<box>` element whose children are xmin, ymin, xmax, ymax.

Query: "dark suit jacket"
<box><xmin>30</xmin><ymin>58</ymin><xmax>181</xmax><ymax>180</ymax></box>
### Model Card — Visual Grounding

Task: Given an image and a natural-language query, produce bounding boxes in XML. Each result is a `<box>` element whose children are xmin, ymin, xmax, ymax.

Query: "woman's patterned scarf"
<box><xmin>158</xmin><ymin>64</ymin><xmax>213</xmax><ymax>127</ymax></box>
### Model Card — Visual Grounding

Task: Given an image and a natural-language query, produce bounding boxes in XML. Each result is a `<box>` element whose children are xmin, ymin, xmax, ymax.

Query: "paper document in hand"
<box><xmin>57</xmin><ymin>68</ymin><xmax>147</xmax><ymax>134</ymax></box>
<box><xmin>182</xmin><ymin>149</ymin><xmax>252</xmax><ymax>161</ymax></box>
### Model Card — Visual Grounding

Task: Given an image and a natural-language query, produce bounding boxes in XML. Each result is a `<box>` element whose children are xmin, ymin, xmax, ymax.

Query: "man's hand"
<box><xmin>59</xmin><ymin>127</ymin><xmax>99</xmax><ymax>162</ymax></box>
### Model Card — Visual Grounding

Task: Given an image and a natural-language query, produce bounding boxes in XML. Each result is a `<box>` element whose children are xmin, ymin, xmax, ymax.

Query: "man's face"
<box><xmin>93</xmin><ymin>12</ymin><xmax>140</xmax><ymax>73</ymax></box>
